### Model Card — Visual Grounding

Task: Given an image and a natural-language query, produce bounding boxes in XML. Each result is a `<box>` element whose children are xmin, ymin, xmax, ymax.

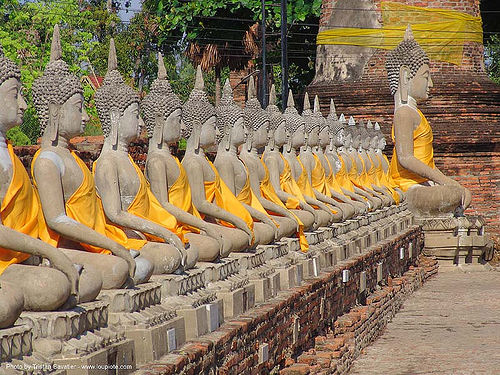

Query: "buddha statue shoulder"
<box><xmin>214</xmin><ymin>78</ymin><xmax>277</xmax><ymax>246</ymax></box>
<box><xmin>282</xmin><ymin>90</ymin><xmax>334</xmax><ymax>227</ymax></box>
<box><xmin>93</xmin><ymin>40</ymin><xmax>190</xmax><ymax>274</ymax></box>
<box><xmin>262</xmin><ymin>85</ymin><xmax>316</xmax><ymax>232</ymax></box>
<box><xmin>143</xmin><ymin>53</ymin><xmax>227</xmax><ymax>261</ymax></box>
<box><xmin>386</xmin><ymin>25</ymin><xmax>471</xmax><ymax>217</ymax></box>
<box><xmin>181</xmin><ymin>66</ymin><xmax>253</xmax><ymax>253</ymax></box>
<box><xmin>0</xmin><ymin>39</ymin><xmax>89</xmax><ymax>321</ymax></box>
<box><xmin>31</xmin><ymin>26</ymin><xmax>140</xmax><ymax>294</ymax></box>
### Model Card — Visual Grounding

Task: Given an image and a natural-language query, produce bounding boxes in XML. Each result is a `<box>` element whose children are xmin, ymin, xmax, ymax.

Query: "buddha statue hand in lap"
<box><xmin>386</xmin><ymin>25</ymin><xmax>471</xmax><ymax>218</ymax></box>
<box><xmin>0</xmin><ymin>39</ymin><xmax>84</xmax><ymax>318</ymax></box>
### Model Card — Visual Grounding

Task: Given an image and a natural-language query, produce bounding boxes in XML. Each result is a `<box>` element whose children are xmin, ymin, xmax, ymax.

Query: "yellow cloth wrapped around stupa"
<box><xmin>0</xmin><ymin>144</ymin><xmax>38</xmax><ymax>275</ymax></box>
<box><xmin>32</xmin><ymin>150</ymin><xmax>146</xmax><ymax>254</ymax></box>
<box><xmin>259</xmin><ymin>159</ymin><xmax>308</xmax><ymax>252</ymax></box>
<box><xmin>203</xmin><ymin>158</ymin><xmax>254</xmax><ymax>238</ymax></box>
<box><xmin>390</xmin><ymin>109</ymin><xmax>436</xmax><ymax>192</ymax></box>
<box><xmin>278</xmin><ymin>153</ymin><xmax>305</xmax><ymax>209</ymax></box>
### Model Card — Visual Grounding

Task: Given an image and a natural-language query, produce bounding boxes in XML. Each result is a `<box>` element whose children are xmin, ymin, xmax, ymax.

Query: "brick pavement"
<box><xmin>349</xmin><ymin>267</ymin><xmax>500</xmax><ymax>375</ymax></box>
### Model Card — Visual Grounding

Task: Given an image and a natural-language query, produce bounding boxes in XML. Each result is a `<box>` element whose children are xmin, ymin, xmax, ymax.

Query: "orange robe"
<box><xmin>295</xmin><ymin>156</ymin><xmax>316</xmax><ymax>199</ymax></box>
<box><xmin>0</xmin><ymin>144</ymin><xmax>38</xmax><ymax>274</ymax></box>
<box><xmin>336</xmin><ymin>155</ymin><xmax>355</xmax><ymax>193</ymax></box>
<box><xmin>278</xmin><ymin>153</ymin><xmax>305</xmax><ymax>209</ymax></box>
<box><xmin>259</xmin><ymin>160</ymin><xmax>308</xmax><ymax>252</ymax></box>
<box><xmin>390</xmin><ymin>108</ymin><xmax>436</xmax><ymax>191</ymax></box>
<box><xmin>324</xmin><ymin>156</ymin><xmax>345</xmax><ymax>196</ymax></box>
<box><xmin>204</xmin><ymin>158</ymin><xmax>254</xmax><ymax>237</ymax></box>
<box><xmin>32</xmin><ymin>150</ymin><xmax>146</xmax><ymax>254</ymax></box>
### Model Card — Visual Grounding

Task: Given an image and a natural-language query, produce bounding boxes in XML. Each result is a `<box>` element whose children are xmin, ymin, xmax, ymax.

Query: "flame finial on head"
<box><xmin>157</xmin><ymin>52</ymin><xmax>167</xmax><ymax>80</ymax></box>
<box><xmin>269</xmin><ymin>83</ymin><xmax>277</xmax><ymax>106</ymax></box>
<box><xmin>107</xmin><ymin>38</ymin><xmax>118</xmax><ymax>72</ymax></box>
<box><xmin>49</xmin><ymin>24</ymin><xmax>62</xmax><ymax>63</ymax></box>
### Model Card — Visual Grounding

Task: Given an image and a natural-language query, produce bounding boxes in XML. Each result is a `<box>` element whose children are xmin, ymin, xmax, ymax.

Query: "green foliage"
<box><xmin>6</xmin><ymin>126</ymin><xmax>31</xmax><ymax>146</ymax></box>
<box><xmin>485</xmin><ymin>34</ymin><xmax>500</xmax><ymax>85</ymax></box>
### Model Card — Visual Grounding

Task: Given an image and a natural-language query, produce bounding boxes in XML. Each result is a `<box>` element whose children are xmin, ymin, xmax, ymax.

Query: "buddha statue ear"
<box><xmin>399</xmin><ymin>65</ymin><xmax>410</xmax><ymax>104</ymax></box>
<box><xmin>109</xmin><ymin>108</ymin><xmax>120</xmax><ymax>148</ymax></box>
<box><xmin>152</xmin><ymin>113</ymin><xmax>164</xmax><ymax>147</ymax></box>
<box><xmin>48</xmin><ymin>103</ymin><xmax>60</xmax><ymax>143</ymax></box>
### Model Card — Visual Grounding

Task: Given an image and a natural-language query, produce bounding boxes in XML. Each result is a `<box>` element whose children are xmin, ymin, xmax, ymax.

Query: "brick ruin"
<box><xmin>308</xmin><ymin>0</ymin><xmax>500</xmax><ymax>234</ymax></box>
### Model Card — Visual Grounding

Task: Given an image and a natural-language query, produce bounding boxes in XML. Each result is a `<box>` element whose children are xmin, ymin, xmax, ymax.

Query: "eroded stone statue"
<box><xmin>299</xmin><ymin>93</ymin><xmax>346</xmax><ymax>222</ymax></box>
<box><xmin>31</xmin><ymin>26</ymin><xmax>138</xmax><ymax>294</ymax></box>
<box><xmin>214</xmin><ymin>78</ymin><xmax>276</xmax><ymax>246</ymax></box>
<box><xmin>386</xmin><ymin>25</ymin><xmax>471</xmax><ymax>217</ymax></box>
<box><xmin>263</xmin><ymin>84</ymin><xmax>315</xmax><ymax>243</ymax></box>
<box><xmin>181</xmin><ymin>66</ymin><xmax>253</xmax><ymax>253</ymax></box>
<box><xmin>282</xmin><ymin>90</ymin><xmax>334</xmax><ymax>227</ymax></box>
<box><xmin>324</xmin><ymin>103</ymin><xmax>369</xmax><ymax>214</ymax></box>
<box><xmin>143</xmin><ymin>53</ymin><xmax>227</xmax><ymax>262</ymax></box>
<box><xmin>0</xmin><ymin>41</ymin><xmax>81</xmax><ymax>322</ymax></box>
<box><xmin>93</xmin><ymin>40</ymin><xmax>190</xmax><ymax>274</ymax></box>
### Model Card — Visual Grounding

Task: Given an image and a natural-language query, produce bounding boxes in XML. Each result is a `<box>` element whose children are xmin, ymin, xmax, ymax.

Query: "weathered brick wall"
<box><xmin>133</xmin><ymin>227</ymin><xmax>423</xmax><ymax>375</ymax></box>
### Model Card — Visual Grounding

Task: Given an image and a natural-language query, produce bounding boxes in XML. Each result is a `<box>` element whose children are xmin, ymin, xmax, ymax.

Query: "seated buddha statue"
<box><xmin>238</xmin><ymin>78</ymin><xmax>307</xmax><ymax>249</ymax></box>
<box><xmin>324</xmin><ymin>105</ymin><xmax>369</xmax><ymax>214</ymax></box>
<box><xmin>213</xmin><ymin>79</ymin><xmax>277</xmax><ymax>246</ymax></box>
<box><xmin>31</xmin><ymin>27</ymin><xmax>147</xmax><ymax>290</ymax></box>
<box><xmin>298</xmin><ymin>93</ymin><xmax>346</xmax><ymax>222</ymax></box>
<box><xmin>342</xmin><ymin>117</ymin><xmax>384</xmax><ymax>209</ymax></box>
<box><xmin>386</xmin><ymin>26</ymin><xmax>470</xmax><ymax>217</ymax></box>
<box><xmin>181</xmin><ymin>66</ymin><xmax>254</xmax><ymax>252</ymax></box>
<box><xmin>143</xmin><ymin>53</ymin><xmax>228</xmax><ymax>261</ymax></box>
<box><xmin>282</xmin><ymin>90</ymin><xmax>335</xmax><ymax>227</ymax></box>
<box><xmin>310</xmin><ymin>95</ymin><xmax>357</xmax><ymax>219</ymax></box>
<box><xmin>0</xmin><ymin>41</ymin><xmax>85</xmax><ymax>321</ymax></box>
<box><xmin>356</xmin><ymin>120</ymin><xmax>395</xmax><ymax>205</ymax></box>
<box><xmin>93</xmin><ymin>40</ymin><xmax>192</xmax><ymax>274</ymax></box>
<box><xmin>262</xmin><ymin>85</ymin><xmax>316</xmax><ymax>235</ymax></box>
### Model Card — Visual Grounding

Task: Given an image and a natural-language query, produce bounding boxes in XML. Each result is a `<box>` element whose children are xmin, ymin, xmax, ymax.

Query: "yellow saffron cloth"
<box><xmin>32</xmin><ymin>150</ymin><xmax>146</xmax><ymax>254</ymax></box>
<box><xmin>236</xmin><ymin>164</ymin><xmax>270</xmax><ymax>218</ymax></box>
<box><xmin>324</xmin><ymin>156</ymin><xmax>345</xmax><ymax>195</ymax></box>
<box><xmin>390</xmin><ymin>109</ymin><xmax>436</xmax><ymax>192</ymax></box>
<box><xmin>0</xmin><ymin>144</ymin><xmax>37</xmax><ymax>275</ymax></box>
<box><xmin>259</xmin><ymin>160</ymin><xmax>309</xmax><ymax>252</ymax></box>
<box><xmin>373</xmin><ymin>154</ymin><xmax>400</xmax><ymax>204</ymax></box>
<box><xmin>204</xmin><ymin>158</ymin><xmax>254</xmax><ymax>235</ymax></box>
<box><xmin>168</xmin><ymin>156</ymin><xmax>201</xmax><ymax>234</ymax></box>
<box><xmin>278</xmin><ymin>153</ymin><xmax>305</xmax><ymax>209</ymax></box>
<box><xmin>311</xmin><ymin>154</ymin><xmax>332</xmax><ymax>198</ymax></box>
<box><xmin>316</xmin><ymin>2</ymin><xmax>483</xmax><ymax>65</ymax></box>
<box><xmin>296</xmin><ymin>156</ymin><xmax>317</xmax><ymax>199</ymax></box>
<box><xmin>121</xmin><ymin>156</ymin><xmax>188</xmax><ymax>243</ymax></box>
<box><xmin>336</xmin><ymin>155</ymin><xmax>355</xmax><ymax>193</ymax></box>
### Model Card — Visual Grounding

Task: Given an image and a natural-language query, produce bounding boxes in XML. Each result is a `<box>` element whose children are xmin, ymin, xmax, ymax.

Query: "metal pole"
<box><xmin>281</xmin><ymin>0</ymin><xmax>288</xmax><ymax>109</ymax></box>
<box><xmin>261</xmin><ymin>0</ymin><xmax>267</xmax><ymax>107</ymax></box>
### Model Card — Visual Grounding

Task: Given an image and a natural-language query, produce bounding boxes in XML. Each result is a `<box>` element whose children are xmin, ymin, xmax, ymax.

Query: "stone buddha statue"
<box><xmin>31</xmin><ymin>26</ymin><xmax>141</xmax><ymax>292</ymax></box>
<box><xmin>93</xmin><ymin>40</ymin><xmax>191</xmax><ymax>274</ymax></box>
<box><xmin>386</xmin><ymin>25</ymin><xmax>471</xmax><ymax>217</ymax></box>
<box><xmin>298</xmin><ymin>93</ymin><xmax>345</xmax><ymax>222</ymax></box>
<box><xmin>311</xmin><ymin>95</ymin><xmax>357</xmax><ymax>219</ymax></box>
<box><xmin>324</xmin><ymin>104</ymin><xmax>369</xmax><ymax>214</ymax></box>
<box><xmin>0</xmin><ymin>41</ymin><xmax>83</xmax><ymax>322</ymax></box>
<box><xmin>282</xmin><ymin>90</ymin><xmax>334</xmax><ymax>227</ymax></box>
<box><xmin>181</xmin><ymin>66</ymin><xmax>253</xmax><ymax>252</ymax></box>
<box><xmin>238</xmin><ymin>78</ymin><xmax>302</xmax><ymax>243</ymax></box>
<box><xmin>214</xmin><ymin>79</ymin><xmax>277</xmax><ymax>246</ymax></box>
<box><xmin>262</xmin><ymin>84</ymin><xmax>316</xmax><ymax>235</ymax></box>
<box><xmin>143</xmin><ymin>53</ymin><xmax>228</xmax><ymax>261</ymax></box>
<box><xmin>356</xmin><ymin>120</ymin><xmax>394</xmax><ymax>206</ymax></box>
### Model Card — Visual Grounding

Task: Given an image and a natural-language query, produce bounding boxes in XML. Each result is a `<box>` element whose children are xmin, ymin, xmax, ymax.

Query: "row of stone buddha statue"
<box><xmin>1</xmin><ymin>24</ymin><xmax>471</xmax><ymax>329</ymax></box>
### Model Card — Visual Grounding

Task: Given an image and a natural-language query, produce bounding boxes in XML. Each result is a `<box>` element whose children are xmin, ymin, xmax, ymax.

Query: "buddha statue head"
<box><xmin>0</xmin><ymin>42</ymin><xmax>25</xmax><ymax>133</ymax></box>
<box><xmin>142</xmin><ymin>53</ymin><xmax>182</xmax><ymax>147</ymax></box>
<box><xmin>182</xmin><ymin>66</ymin><xmax>216</xmax><ymax>151</ymax></box>
<box><xmin>366</xmin><ymin>120</ymin><xmax>378</xmax><ymax>149</ymax></box>
<box><xmin>338</xmin><ymin>113</ymin><xmax>350</xmax><ymax>149</ymax></box>
<box><xmin>32</xmin><ymin>25</ymin><xmax>86</xmax><ymax>143</ymax></box>
<box><xmin>313</xmin><ymin>95</ymin><xmax>329</xmax><ymax>149</ymax></box>
<box><xmin>346</xmin><ymin>116</ymin><xmax>359</xmax><ymax>150</ymax></box>
<box><xmin>327</xmin><ymin>100</ymin><xmax>344</xmax><ymax>148</ymax></box>
<box><xmin>374</xmin><ymin>122</ymin><xmax>386</xmax><ymax>151</ymax></box>
<box><xmin>215</xmin><ymin>78</ymin><xmax>245</xmax><ymax>151</ymax></box>
<box><xmin>244</xmin><ymin>77</ymin><xmax>269</xmax><ymax>151</ymax></box>
<box><xmin>283</xmin><ymin>89</ymin><xmax>306</xmax><ymax>151</ymax></box>
<box><xmin>301</xmin><ymin>92</ymin><xmax>320</xmax><ymax>148</ymax></box>
<box><xmin>95</xmin><ymin>39</ymin><xmax>140</xmax><ymax>148</ymax></box>
<box><xmin>357</xmin><ymin>119</ymin><xmax>371</xmax><ymax>150</ymax></box>
<box><xmin>266</xmin><ymin>84</ymin><xmax>286</xmax><ymax>149</ymax></box>
<box><xmin>386</xmin><ymin>25</ymin><xmax>432</xmax><ymax>105</ymax></box>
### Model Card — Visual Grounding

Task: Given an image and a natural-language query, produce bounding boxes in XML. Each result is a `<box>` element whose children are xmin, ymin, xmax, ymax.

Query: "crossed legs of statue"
<box><xmin>289</xmin><ymin>209</ymin><xmax>315</xmax><ymax>231</ymax></box>
<box><xmin>271</xmin><ymin>216</ymin><xmax>297</xmax><ymax>239</ymax></box>
<box><xmin>406</xmin><ymin>184</ymin><xmax>466</xmax><ymax>217</ymax></box>
<box><xmin>0</xmin><ymin>280</ymin><xmax>23</xmax><ymax>328</ymax></box>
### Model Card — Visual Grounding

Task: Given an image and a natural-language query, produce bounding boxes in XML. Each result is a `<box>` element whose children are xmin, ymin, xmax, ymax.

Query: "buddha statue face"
<box><xmin>334</xmin><ymin>128</ymin><xmax>345</xmax><ymax>147</ymax></box>
<box><xmin>274</xmin><ymin>120</ymin><xmax>287</xmax><ymax>147</ymax></box>
<box><xmin>111</xmin><ymin>102</ymin><xmax>140</xmax><ymax>144</ymax></box>
<box><xmin>307</xmin><ymin>126</ymin><xmax>319</xmax><ymax>148</ymax></box>
<box><xmin>377</xmin><ymin>135</ymin><xmax>386</xmax><ymax>151</ymax></box>
<box><xmin>361</xmin><ymin>131</ymin><xmax>371</xmax><ymax>150</ymax></box>
<box><xmin>51</xmin><ymin>93</ymin><xmax>88</xmax><ymax>139</ymax></box>
<box><xmin>319</xmin><ymin>127</ymin><xmax>330</xmax><ymax>148</ymax></box>
<box><xmin>252</xmin><ymin>120</ymin><xmax>269</xmax><ymax>149</ymax></box>
<box><xmin>162</xmin><ymin>108</ymin><xmax>182</xmax><ymax>145</ymax></box>
<box><xmin>200</xmin><ymin>115</ymin><xmax>217</xmax><ymax>149</ymax></box>
<box><xmin>343</xmin><ymin>131</ymin><xmax>352</xmax><ymax>149</ymax></box>
<box><xmin>0</xmin><ymin>78</ymin><xmax>26</xmax><ymax>131</ymax></box>
<box><xmin>230</xmin><ymin>116</ymin><xmax>247</xmax><ymax>147</ymax></box>
<box><xmin>291</xmin><ymin>124</ymin><xmax>305</xmax><ymax>149</ymax></box>
<box><xmin>407</xmin><ymin>63</ymin><xmax>433</xmax><ymax>102</ymax></box>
